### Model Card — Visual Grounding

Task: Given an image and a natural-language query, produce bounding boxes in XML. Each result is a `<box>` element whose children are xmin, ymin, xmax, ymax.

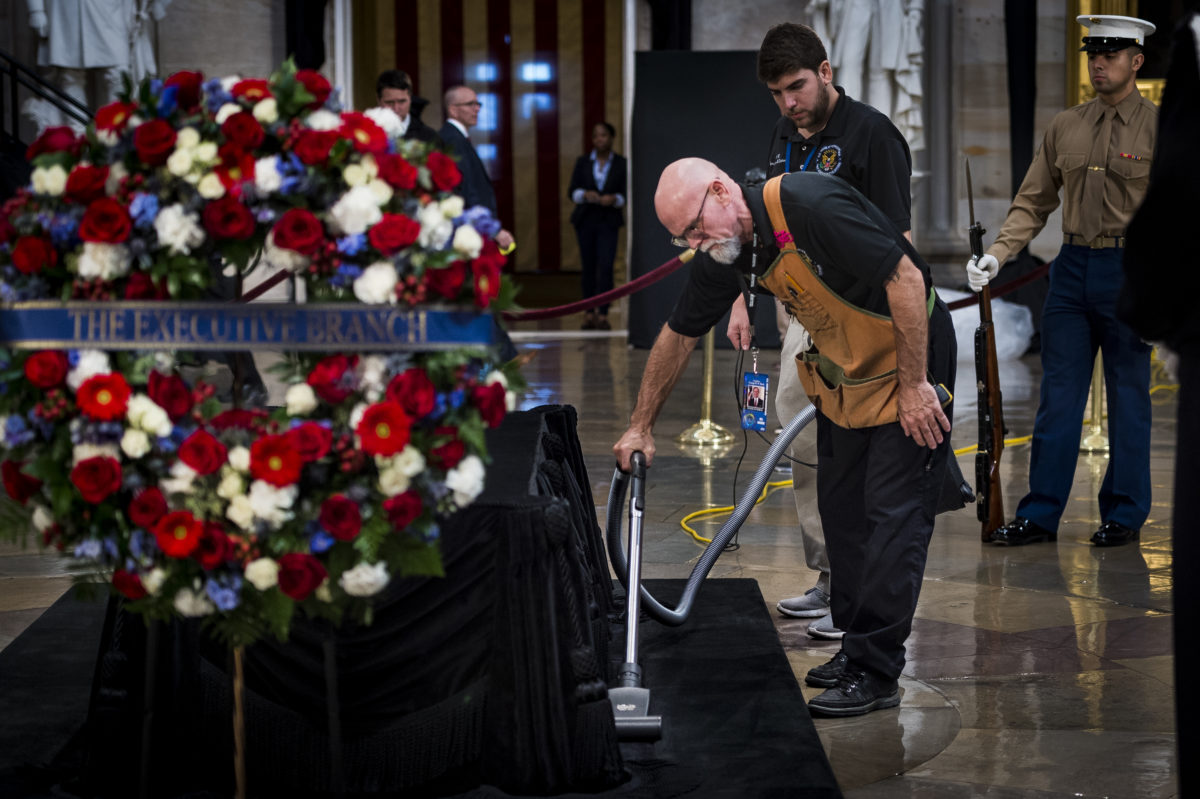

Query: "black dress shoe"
<box><xmin>991</xmin><ymin>517</ymin><xmax>1056</xmax><ymax>546</ymax></box>
<box><xmin>805</xmin><ymin>650</ymin><xmax>848</xmax><ymax>688</ymax></box>
<box><xmin>808</xmin><ymin>667</ymin><xmax>900</xmax><ymax>717</ymax></box>
<box><xmin>1091</xmin><ymin>521</ymin><xmax>1139</xmax><ymax>547</ymax></box>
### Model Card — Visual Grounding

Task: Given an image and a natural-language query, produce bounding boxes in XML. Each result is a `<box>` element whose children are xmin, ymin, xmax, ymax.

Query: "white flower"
<box><xmin>366</xmin><ymin>178</ymin><xmax>393</xmax><ymax>205</ymax></box>
<box><xmin>120</xmin><ymin>429</ymin><xmax>152</xmax><ymax>459</ymax></box>
<box><xmin>31</xmin><ymin>505</ymin><xmax>55</xmax><ymax>533</ymax></box>
<box><xmin>194</xmin><ymin>141</ymin><xmax>218</xmax><ymax>164</ymax></box>
<box><xmin>417</xmin><ymin>202</ymin><xmax>453</xmax><ymax>250</ymax></box>
<box><xmin>339</xmin><ymin>561</ymin><xmax>390</xmax><ymax>597</ymax></box>
<box><xmin>377</xmin><ymin>464</ymin><xmax>411</xmax><ymax>497</ymax></box>
<box><xmin>485</xmin><ymin>370</ymin><xmax>508</xmax><ymax>389</ymax></box>
<box><xmin>214</xmin><ymin>102</ymin><xmax>241</xmax><ymax>125</ymax></box>
<box><xmin>394</xmin><ymin>445</ymin><xmax>426</xmax><ymax>477</ymax></box>
<box><xmin>176</xmin><ymin>126</ymin><xmax>201</xmax><ymax>150</ymax></box>
<box><xmin>343</xmin><ymin>162</ymin><xmax>369</xmax><ymax>187</ymax></box>
<box><xmin>254</xmin><ymin>155</ymin><xmax>282</xmax><ymax>194</ymax></box>
<box><xmin>31</xmin><ymin>165</ymin><xmax>67</xmax><ymax>196</ymax></box>
<box><xmin>440</xmin><ymin>196</ymin><xmax>465</xmax><ymax>219</ymax></box>
<box><xmin>329</xmin><ymin>185</ymin><xmax>383</xmax><ymax>235</ymax></box>
<box><xmin>356</xmin><ymin>356</ymin><xmax>388</xmax><ymax>401</ymax></box>
<box><xmin>216</xmin><ymin>470</ymin><xmax>244</xmax><ymax>500</ymax></box>
<box><xmin>166</xmin><ymin>147</ymin><xmax>194</xmax><ymax>177</ymax></box>
<box><xmin>253</xmin><ymin>97</ymin><xmax>278</xmax><ymax>124</ymax></box>
<box><xmin>125</xmin><ymin>394</ymin><xmax>172</xmax><ymax>437</ymax></box>
<box><xmin>315</xmin><ymin>581</ymin><xmax>333</xmax><ymax>602</ymax></box>
<box><xmin>248</xmin><ymin>480</ymin><xmax>297</xmax><ymax>529</ymax></box>
<box><xmin>95</xmin><ymin>128</ymin><xmax>119</xmax><ymax>147</ymax></box>
<box><xmin>142</xmin><ymin>567</ymin><xmax>166</xmax><ymax>595</ymax></box>
<box><xmin>226</xmin><ymin>494</ymin><xmax>255</xmax><ymax>531</ymax></box>
<box><xmin>245</xmin><ymin>558</ymin><xmax>280</xmax><ymax>590</ymax></box>
<box><xmin>160</xmin><ymin>461</ymin><xmax>198</xmax><ymax>495</ymax></box>
<box><xmin>154</xmin><ymin>204</ymin><xmax>205</xmax><ymax>254</ymax></box>
<box><xmin>364</xmin><ymin>106</ymin><xmax>402</xmax><ymax>139</ymax></box>
<box><xmin>305</xmin><ymin>109</ymin><xmax>341</xmax><ymax>131</ymax></box>
<box><xmin>446</xmin><ymin>455</ymin><xmax>486</xmax><ymax>505</ymax></box>
<box><xmin>360</xmin><ymin>154</ymin><xmax>380</xmax><ymax>179</ymax></box>
<box><xmin>105</xmin><ymin>162</ymin><xmax>127</xmax><ymax>195</ymax></box>
<box><xmin>174</xmin><ymin>584</ymin><xmax>215</xmax><ymax>617</ymax></box>
<box><xmin>219</xmin><ymin>75</ymin><xmax>241</xmax><ymax>92</ymax></box>
<box><xmin>349</xmin><ymin>402</ymin><xmax>367</xmax><ymax>433</ymax></box>
<box><xmin>228</xmin><ymin>445</ymin><xmax>251</xmax><ymax>472</ymax></box>
<box><xmin>67</xmin><ymin>350</ymin><xmax>111</xmax><ymax>391</ymax></box>
<box><xmin>353</xmin><ymin>261</ymin><xmax>398</xmax><ymax>304</ymax></box>
<box><xmin>285</xmin><ymin>383</ymin><xmax>319</xmax><ymax>416</ymax></box>
<box><xmin>263</xmin><ymin>230</ymin><xmax>310</xmax><ymax>273</ymax></box>
<box><xmin>452</xmin><ymin>224</ymin><xmax>484</xmax><ymax>259</ymax></box>
<box><xmin>77</xmin><ymin>242</ymin><xmax>132</xmax><ymax>281</ymax></box>
<box><xmin>197</xmin><ymin>172</ymin><xmax>225</xmax><ymax>199</ymax></box>
<box><xmin>72</xmin><ymin>442</ymin><xmax>120</xmax><ymax>465</ymax></box>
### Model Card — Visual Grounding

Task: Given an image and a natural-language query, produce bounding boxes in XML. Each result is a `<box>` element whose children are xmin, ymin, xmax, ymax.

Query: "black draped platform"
<box><xmin>0</xmin><ymin>406</ymin><xmax>839</xmax><ymax>798</ymax></box>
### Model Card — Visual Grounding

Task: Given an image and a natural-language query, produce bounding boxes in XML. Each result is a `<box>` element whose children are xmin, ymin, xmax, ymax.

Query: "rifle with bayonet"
<box><xmin>967</xmin><ymin>160</ymin><xmax>1006</xmax><ymax>542</ymax></box>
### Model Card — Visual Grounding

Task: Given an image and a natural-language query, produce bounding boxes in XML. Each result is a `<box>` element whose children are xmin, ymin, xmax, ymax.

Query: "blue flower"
<box><xmin>448</xmin><ymin>388</ymin><xmax>466</xmax><ymax>409</ymax></box>
<box><xmin>309</xmin><ymin>528</ymin><xmax>335</xmax><ymax>554</ymax></box>
<box><xmin>330</xmin><ymin>263</ymin><xmax>362</xmax><ymax>289</ymax></box>
<box><xmin>206</xmin><ymin>574</ymin><xmax>243</xmax><ymax>611</ymax></box>
<box><xmin>73</xmin><ymin>540</ymin><xmax>103</xmax><ymax>560</ymax></box>
<box><xmin>204</xmin><ymin>78</ymin><xmax>233</xmax><ymax>113</ymax></box>
<box><xmin>422</xmin><ymin>522</ymin><xmax>441</xmax><ymax>544</ymax></box>
<box><xmin>50</xmin><ymin>211</ymin><xmax>82</xmax><ymax>249</ymax></box>
<box><xmin>4</xmin><ymin>415</ymin><xmax>35</xmax><ymax>447</ymax></box>
<box><xmin>129</xmin><ymin>529</ymin><xmax>149</xmax><ymax>560</ymax></box>
<box><xmin>157</xmin><ymin>84</ymin><xmax>179</xmax><ymax>117</ymax></box>
<box><xmin>457</xmin><ymin>206</ymin><xmax>502</xmax><ymax>239</ymax></box>
<box><xmin>129</xmin><ymin>194</ymin><xmax>160</xmax><ymax>229</ymax></box>
<box><xmin>337</xmin><ymin>234</ymin><xmax>367</xmax><ymax>257</ymax></box>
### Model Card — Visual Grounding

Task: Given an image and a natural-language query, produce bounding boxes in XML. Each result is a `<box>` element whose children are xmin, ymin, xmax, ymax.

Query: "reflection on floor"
<box><xmin>0</xmin><ymin>313</ymin><xmax>1179</xmax><ymax>797</ymax></box>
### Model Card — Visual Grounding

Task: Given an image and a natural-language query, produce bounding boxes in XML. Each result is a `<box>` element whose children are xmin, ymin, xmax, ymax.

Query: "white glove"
<box><xmin>966</xmin><ymin>253</ymin><xmax>1000</xmax><ymax>293</ymax></box>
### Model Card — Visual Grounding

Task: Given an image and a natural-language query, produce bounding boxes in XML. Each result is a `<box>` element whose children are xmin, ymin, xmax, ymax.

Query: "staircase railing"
<box><xmin>1</xmin><ymin>47</ymin><xmax>92</xmax><ymax>146</ymax></box>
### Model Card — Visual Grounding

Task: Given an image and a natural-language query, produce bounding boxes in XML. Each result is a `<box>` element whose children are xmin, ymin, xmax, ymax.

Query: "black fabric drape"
<box><xmin>647</xmin><ymin>0</ymin><xmax>691</xmax><ymax>50</ymax></box>
<box><xmin>286</xmin><ymin>0</ymin><xmax>329</xmax><ymax>70</ymax></box>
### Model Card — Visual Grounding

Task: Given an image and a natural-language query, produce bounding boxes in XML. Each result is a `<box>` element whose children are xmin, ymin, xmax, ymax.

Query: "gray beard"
<box><xmin>704</xmin><ymin>237</ymin><xmax>742</xmax><ymax>264</ymax></box>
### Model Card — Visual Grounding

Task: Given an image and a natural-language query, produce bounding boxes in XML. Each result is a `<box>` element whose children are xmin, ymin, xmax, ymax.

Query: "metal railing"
<box><xmin>1</xmin><ymin>47</ymin><xmax>92</xmax><ymax>147</ymax></box>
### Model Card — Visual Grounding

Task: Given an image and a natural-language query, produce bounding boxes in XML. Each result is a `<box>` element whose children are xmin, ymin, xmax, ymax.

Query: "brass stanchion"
<box><xmin>676</xmin><ymin>330</ymin><xmax>734</xmax><ymax>446</ymax></box>
<box><xmin>1080</xmin><ymin>354</ymin><xmax>1109</xmax><ymax>453</ymax></box>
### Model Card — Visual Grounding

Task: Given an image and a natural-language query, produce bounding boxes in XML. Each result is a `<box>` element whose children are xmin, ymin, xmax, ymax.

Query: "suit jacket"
<box><xmin>404</xmin><ymin>97</ymin><xmax>440</xmax><ymax>144</ymax></box>
<box><xmin>568</xmin><ymin>152</ymin><xmax>627</xmax><ymax>228</ymax></box>
<box><xmin>438</xmin><ymin>121</ymin><xmax>497</xmax><ymax>213</ymax></box>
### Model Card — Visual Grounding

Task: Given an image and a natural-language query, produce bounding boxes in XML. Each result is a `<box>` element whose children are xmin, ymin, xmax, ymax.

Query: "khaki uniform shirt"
<box><xmin>986</xmin><ymin>90</ymin><xmax>1157</xmax><ymax>265</ymax></box>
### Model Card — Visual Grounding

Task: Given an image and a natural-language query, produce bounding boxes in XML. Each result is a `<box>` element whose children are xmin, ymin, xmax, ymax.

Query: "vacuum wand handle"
<box><xmin>623</xmin><ymin>452</ymin><xmax>648</xmax><ymax>669</ymax></box>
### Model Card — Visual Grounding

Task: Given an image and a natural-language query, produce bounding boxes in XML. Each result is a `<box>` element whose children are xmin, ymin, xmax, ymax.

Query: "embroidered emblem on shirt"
<box><xmin>816</xmin><ymin>145</ymin><xmax>842</xmax><ymax>174</ymax></box>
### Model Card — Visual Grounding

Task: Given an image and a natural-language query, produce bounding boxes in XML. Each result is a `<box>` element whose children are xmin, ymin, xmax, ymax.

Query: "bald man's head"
<box><xmin>655</xmin><ymin>158</ymin><xmax>747</xmax><ymax>263</ymax></box>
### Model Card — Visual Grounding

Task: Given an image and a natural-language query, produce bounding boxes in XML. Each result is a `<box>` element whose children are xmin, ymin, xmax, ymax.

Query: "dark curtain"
<box><xmin>647</xmin><ymin>0</ymin><xmax>691</xmax><ymax>50</ymax></box>
<box><xmin>286</xmin><ymin>0</ymin><xmax>329</xmax><ymax>70</ymax></box>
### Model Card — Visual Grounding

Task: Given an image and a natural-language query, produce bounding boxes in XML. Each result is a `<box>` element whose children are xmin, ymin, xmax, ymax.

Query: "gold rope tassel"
<box><xmin>233</xmin><ymin>645</ymin><xmax>246</xmax><ymax>799</ymax></box>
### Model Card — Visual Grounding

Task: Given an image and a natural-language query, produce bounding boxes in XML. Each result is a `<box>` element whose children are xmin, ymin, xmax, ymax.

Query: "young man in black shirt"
<box><xmin>615</xmin><ymin>157</ymin><xmax>955</xmax><ymax>716</ymax></box>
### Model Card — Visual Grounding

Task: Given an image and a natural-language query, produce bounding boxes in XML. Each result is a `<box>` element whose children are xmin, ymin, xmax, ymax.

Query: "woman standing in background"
<box><xmin>568</xmin><ymin>122</ymin><xmax>626</xmax><ymax>330</ymax></box>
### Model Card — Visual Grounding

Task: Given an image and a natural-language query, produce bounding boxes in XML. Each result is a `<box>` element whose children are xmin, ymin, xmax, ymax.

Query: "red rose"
<box><xmin>154</xmin><ymin>510</ymin><xmax>202</xmax><ymax>558</ymax></box>
<box><xmin>23</xmin><ymin>350</ymin><xmax>69</xmax><ymax>388</ymax></box>
<box><xmin>128</xmin><ymin>487</ymin><xmax>168</xmax><ymax>528</ymax></box>
<box><xmin>10</xmin><ymin>236</ymin><xmax>58</xmax><ymax>275</ymax></box>
<box><xmin>124</xmin><ymin>271</ymin><xmax>170</xmax><ymax>300</ymax></box>
<box><xmin>148</xmin><ymin>370</ymin><xmax>193</xmax><ymax>420</ymax></box>
<box><xmin>0</xmin><ymin>213</ymin><xmax>14</xmax><ymax>245</ymax></box>
<box><xmin>356</xmin><ymin>402</ymin><xmax>411</xmax><ymax>457</ymax></box>
<box><xmin>305</xmin><ymin>354</ymin><xmax>358</xmax><ymax>404</ymax></box>
<box><xmin>286</xmin><ymin>421</ymin><xmax>332</xmax><ymax>463</ymax></box>
<box><xmin>472</xmin><ymin>381</ymin><xmax>507</xmax><ymax>428</ymax></box>
<box><xmin>202</xmin><ymin>195</ymin><xmax>256</xmax><ymax>240</ymax></box>
<box><xmin>70</xmin><ymin>456</ymin><xmax>122</xmax><ymax>503</ymax></box>
<box><xmin>296</xmin><ymin>69</ymin><xmax>332</xmax><ymax>109</ymax></box>
<box><xmin>424</xmin><ymin>260</ymin><xmax>468</xmax><ymax>300</ymax></box>
<box><xmin>429</xmin><ymin>437</ymin><xmax>465</xmax><ymax>470</ymax></box>
<box><xmin>471</xmin><ymin>242</ymin><xmax>505</xmax><ymax>308</ymax></box>
<box><xmin>319</xmin><ymin>494</ymin><xmax>362</xmax><ymax>541</ymax></box>
<box><xmin>64</xmin><ymin>164</ymin><xmax>110</xmax><ymax>205</ymax></box>
<box><xmin>375</xmin><ymin>153</ymin><xmax>417</xmax><ymax>190</ymax></box>
<box><xmin>231</xmin><ymin>78</ymin><xmax>272</xmax><ymax>103</ymax></box>
<box><xmin>210</xmin><ymin>408</ymin><xmax>270</xmax><ymax>432</ymax></box>
<box><xmin>179</xmin><ymin>430</ymin><xmax>228</xmax><ymax>476</ymax></box>
<box><xmin>164</xmin><ymin>70</ymin><xmax>205</xmax><ymax>111</ymax></box>
<box><xmin>76</xmin><ymin>373</ymin><xmax>132</xmax><ymax>421</ymax></box>
<box><xmin>112</xmin><ymin>569</ymin><xmax>147</xmax><ymax>600</ymax></box>
<box><xmin>385</xmin><ymin>368</ymin><xmax>436</xmax><ymax>419</ymax></box>
<box><xmin>426</xmin><ymin>151</ymin><xmax>462</xmax><ymax>191</ymax></box>
<box><xmin>78</xmin><ymin>198</ymin><xmax>132</xmax><ymax>243</ymax></box>
<box><xmin>76</xmin><ymin>373</ymin><xmax>131</xmax><ymax>421</ymax></box>
<box><xmin>133</xmin><ymin>118</ymin><xmax>178</xmax><ymax>166</ymax></box>
<box><xmin>94</xmin><ymin>101</ymin><xmax>138</xmax><ymax>134</ymax></box>
<box><xmin>340</xmin><ymin>112</ymin><xmax>388</xmax><ymax>154</ymax></box>
<box><xmin>215</xmin><ymin>143</ymin><xmax>256</xmax><ymax>190</ymax></box>
<box><xmin>25</xmin><ymin>126</ymin><xmax>79</xmax><ymax>160</ymax></box>
<box><xmin>221</xmin><ymin>111</ymin><xmax>265</xmax><ymax>150</ymax></box>
<box><xmin>195</xmin><ymin>522</ymin><xmax>232</xmax><ymax>569</ymax></box>
<box><xmin>250</xmin><ymin>434</ymin><xmax>303</xmax><ymax>487</ymax></box>
<box><xmin>278</xmin><ymin>552</ymin><xmax>327</xmax><ymax>600</ymax></box>
<box><xmin>2</xmin><ymin>461</ymin><xmax>43</xmax><ymax>505</ymax></box>
<box><xmin>383</xmin><ymin>490</ymin><xmax>423</xmax><ymax>530</ymax></box>
<box><xmin>367</xmin><ymin>213</ymin><xmax>420</xmax><ymax>256</ymax></box>
<box><xmin>292</xmin><ymin>129</ymin><xmax>338</xmax><ymax>166</ymax></box>
<box><xmin>272</xmin><ymin>208</ymin><xmax>324</xmax><ymax>255</ymax></box>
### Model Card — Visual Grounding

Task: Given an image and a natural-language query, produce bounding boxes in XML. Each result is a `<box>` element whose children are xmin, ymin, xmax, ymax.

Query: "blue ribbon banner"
<box><xmin>0</xmin><ymin>302</ymin><xmax>496</xmax><ymax>352</ymax></box>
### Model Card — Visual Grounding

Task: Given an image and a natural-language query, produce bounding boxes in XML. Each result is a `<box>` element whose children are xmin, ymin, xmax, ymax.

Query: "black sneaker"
<box><xmin>805</xmin><ymin>650</ymin><xmax>848</xmax><ymax>688</ymax></box>
<box><xmin>807</xmin><ymin>668</ymin><xmax>900</xmax><ymax>717</ymax></box>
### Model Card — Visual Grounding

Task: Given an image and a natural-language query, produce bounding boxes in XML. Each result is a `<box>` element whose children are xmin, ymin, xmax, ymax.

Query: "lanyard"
<box><xmin>785</xmin><ymin>139</ymin><xmax>818</xmax><ymax>172</ymax></box>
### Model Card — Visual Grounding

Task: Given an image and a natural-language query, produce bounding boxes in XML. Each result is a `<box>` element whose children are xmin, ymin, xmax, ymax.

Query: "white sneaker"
<box><xmin>807</xmin><ymin>612</ymin><xmax>844</xmax><ymax>640</ymax></box>
<box><xmin>776</xmin><ymin>587</ymin><xmax>830</xmax><ymax>618</ymax></box>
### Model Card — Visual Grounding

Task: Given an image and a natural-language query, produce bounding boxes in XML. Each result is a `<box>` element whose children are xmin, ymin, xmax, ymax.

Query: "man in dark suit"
<box><xmin>568</xmin><ymin>121</ymin><xmax>627</xmax><ymax>329</ymax></box>
<box><xmin>438</xmin><ymin>85</ymin><xmax>514</xmax><ymax>252</ymax></box>
<box><xmin>375</xmin><ymin>69</ymin><xmax>439</xmax><ymax>143</ymax></box>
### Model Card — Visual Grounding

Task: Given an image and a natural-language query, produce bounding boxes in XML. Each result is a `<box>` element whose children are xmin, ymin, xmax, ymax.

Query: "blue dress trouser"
<box><xmin>1015</xmin><ymin>244</ymin><xmax>1152</xmax><ymax>532</ymax></box>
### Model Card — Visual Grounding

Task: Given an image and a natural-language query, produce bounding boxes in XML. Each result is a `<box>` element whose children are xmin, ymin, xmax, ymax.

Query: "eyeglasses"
<box><xmin>452</xmin><ymin>100</ymin><xmax>482</xmax><ymax>108</ymax></box>
<box><xmin>670</xmin><ymin>186</ymin><xmax>712</xmax><ymax>248</ymax></box>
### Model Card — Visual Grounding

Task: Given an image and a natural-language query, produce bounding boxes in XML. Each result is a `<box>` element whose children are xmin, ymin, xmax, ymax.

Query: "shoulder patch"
<box><xmin>816</xmin><ymin>144</ymin><xmax>842</xmax><ymax>174</ymax></box>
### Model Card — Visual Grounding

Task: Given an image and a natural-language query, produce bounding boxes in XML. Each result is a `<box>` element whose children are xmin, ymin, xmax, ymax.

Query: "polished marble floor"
<box><xmin>0</xmin><ymin>309</ymin><xmax>1180</xmax><ymax>797</ymax></box>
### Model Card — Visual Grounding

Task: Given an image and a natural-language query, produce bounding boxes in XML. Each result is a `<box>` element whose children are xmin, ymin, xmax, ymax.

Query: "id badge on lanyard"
<box><xmin>741</xmin><ymin>348</ymin><xmax>769</xmax><ymax>432</ymax></box>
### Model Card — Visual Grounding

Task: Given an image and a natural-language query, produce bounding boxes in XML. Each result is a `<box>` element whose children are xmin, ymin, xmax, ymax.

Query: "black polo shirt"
<box><xmin>667</xmin><ymin>87</ymin><xmax>912</xmax><ymax>338</ymax></box>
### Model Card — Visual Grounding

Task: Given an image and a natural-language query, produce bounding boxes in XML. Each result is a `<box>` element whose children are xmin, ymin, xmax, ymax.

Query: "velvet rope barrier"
<box><xmin>944</xmin><ymin>262</ymin><xmax>1050</xmax><ymax>311</ymax></box>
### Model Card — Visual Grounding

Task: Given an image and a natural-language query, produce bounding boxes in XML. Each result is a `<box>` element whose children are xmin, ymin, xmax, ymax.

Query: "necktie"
<box><xmin>1079</xmin><ymin>106</ymin><xmax>1115</xmax><ymax>243</ymax></box>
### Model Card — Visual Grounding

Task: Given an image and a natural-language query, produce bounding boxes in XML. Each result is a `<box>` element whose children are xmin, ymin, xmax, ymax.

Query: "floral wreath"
<box><xmin>0</xmin><ymin>61</ymin><xmax>523</xmax><ymax>647</ymax></box>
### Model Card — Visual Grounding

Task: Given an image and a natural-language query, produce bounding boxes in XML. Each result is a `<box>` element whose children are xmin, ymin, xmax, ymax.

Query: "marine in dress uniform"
<box><xmin>966</xmin><ymin>15</ymin><xmax>1157</xmax><ymax>548</ymax></box>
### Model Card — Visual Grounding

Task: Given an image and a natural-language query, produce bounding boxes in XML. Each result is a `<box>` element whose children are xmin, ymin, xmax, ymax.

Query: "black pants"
<box><xmin>819</xmin><ymin>302</ymin><xmax>956</xmax><ymax>681</ymax></box>
<box><xmin>575</xmin><ymin>221</ymin><xmax>619</xmax><ymax>315</ymax></box>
